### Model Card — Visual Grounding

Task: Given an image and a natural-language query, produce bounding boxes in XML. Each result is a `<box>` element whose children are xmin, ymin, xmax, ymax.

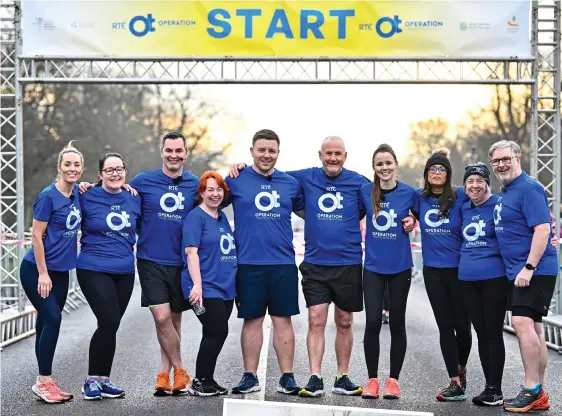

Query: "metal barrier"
<box><xmin>0</xmin><ymin>238</ymin><xmax>88</xmax><ymax>348</ymax></box>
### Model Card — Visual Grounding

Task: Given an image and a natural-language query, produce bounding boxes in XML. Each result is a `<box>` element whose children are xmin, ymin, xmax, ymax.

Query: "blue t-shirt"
<box><xmin>129</xmin><ymin>169</ymin><xmax>199</xmax><ymax>266</ymax></box>
<box><xmin>287</xmin><ymin>167</ymin><xmax>369</xmax><ymax>266</ymax></box>
<box><xmin>360</xmin><ymin>182</ymin><xmax>417</xmax><ymax>274</ymax></box>
<box><xmin>414</xmin><ymin>186</ymin><xmax>469</xmax><ymax>268</ymax></box>
<box><xmin>494</xmin><ymin>171</ymin><xmax>559</xmax><ymax>280</ymax></box>
<box><xmin>458</xmin><ymin>195</ymin><xmax>506</xmax><ymax>281</ymax></box>
<box><xmin>224</xmin><ymin>167</ymin><xmax>304</xmax><ymax>265</ymax></box>
<box><xmin>181</xmin><ymin>207</ymin><xmax>237</xmax><ymax>301</ymax></box>
<box><xmin>77</xmin><ymin>187</ymin><xmax>141</xmax><ymax>274</ymax></box>
<box><xmin>24</xmin><ymin>183</ymin><xmax>82</xmax><ymax>272</ymax></box>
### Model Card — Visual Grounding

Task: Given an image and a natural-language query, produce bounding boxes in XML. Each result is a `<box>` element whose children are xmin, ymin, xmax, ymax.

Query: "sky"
<box><xmin>196</xmin><ymin>84</ymin><xmax>496</xmax><ymax>178</ymax></box>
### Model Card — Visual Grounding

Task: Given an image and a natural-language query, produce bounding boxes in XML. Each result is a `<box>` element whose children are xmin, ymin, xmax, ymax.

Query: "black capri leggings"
<box><xmin>423</xmin><ymin>266</ymin><xmax>472</xmax><ymax>379</ymax></box>
<box><xmin>77</xmin><ymin>269</ymin><xmax>135</xmax><ymax>377</ymax></box>
<box><xmin>363</xmin><ymin>268</ymin><xmax>411</xmax><ymax>380</ymax></box>
<box><xmin>195</xmin><ymin>298</ymin><xmax>234</xmax><ymax>380</ymax></box>
<box><xmin>461</xmin><ymin>278</ymin><xmax>508</xmax><ymax>389</ymax></box>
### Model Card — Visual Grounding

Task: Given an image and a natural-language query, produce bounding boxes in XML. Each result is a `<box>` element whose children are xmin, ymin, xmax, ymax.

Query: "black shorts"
<box><xmin>137</xmin><ymin>258</ymin><xmax>190</xmax><ymax>313</ymax></box>
<box><xmin>506</xmin><ymin>275</ymin><xmax>557</xmax><ymax>322</ymax></box>
<box><xmin>299</xmin><ymin>261</ymin><xmax>363</xmax><ymax>313</ymax></box>
<box><xmin>236</xmin><ymin>264</ymin><xmax>300</xmax><ymax>319</ymax></box>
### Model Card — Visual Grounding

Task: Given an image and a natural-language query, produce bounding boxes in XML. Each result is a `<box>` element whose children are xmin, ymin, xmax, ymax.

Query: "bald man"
<box><xmin>231</xmin><ymin>137</ymin><xmax>416</xmax><ymax>397</ymax></box>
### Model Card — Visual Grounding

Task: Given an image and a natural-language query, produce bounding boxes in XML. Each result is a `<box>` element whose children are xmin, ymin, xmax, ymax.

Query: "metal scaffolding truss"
<box><xmin>18</xmin><ymin>56</ymin><xmax>534</xmax><ymax>85</ymax></box>
<box><xmin>1</xmin><ymin>1</ymin><xmax>560</xmax><ymax>348</ymax></box>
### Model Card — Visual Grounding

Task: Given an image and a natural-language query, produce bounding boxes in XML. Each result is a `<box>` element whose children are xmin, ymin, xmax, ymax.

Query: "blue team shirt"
<box><xmin>129</xmin><ymin>169</ymin><xmax>199</xmax><ymax>266</ymax></box>
<box><xmin>224</xmin><ymin>167</ymin><xmax>304</xmax><ymax>265</ymax></box>
<box><xmin>494</xmin><ymin>171</ymin><xmax>559</xmax><ymax>280</ymax></box>
<box><xmin>414</xmin><ymin>186</ymin><xmax>469</xmax><ymax>268</ymax></box>
<box><xmin>360</xmin><ymin>182</ymin><xmax>417</xmax><ymax>274</ymax></box>
<box><xmin>458</xmin><ymin>195</ymin><xmax>506</xmax><ymax>281</ymax></box>
<box><xmin>181</xmin><ymin>207</ymin><xmax>237</xmax><ymax>300</ymax></box>
<box><xmin>24</xmin><ymin>183</ymin><xmax>82</xmax><ymax>272</ymax></box>
<box><xmin>287</xmin><ymin>168</ymin><xmax>369</xmax><ymax>266</ymax></box>
<box><xmin>77</xmin><ymin>187</ymin><xmax>141</xmax><ymax>274</ymax></box>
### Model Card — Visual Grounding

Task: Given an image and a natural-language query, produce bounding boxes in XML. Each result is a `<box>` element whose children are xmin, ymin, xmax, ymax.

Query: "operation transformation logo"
<box><xmin>113</xmin><ymin>13</ymin><xmax>196</xmax><ymax>37</ymax></box>
<box><xmin>359</xmin><ymin>15</ymin><xmax>444</xmax><ymax>38</ymax></box>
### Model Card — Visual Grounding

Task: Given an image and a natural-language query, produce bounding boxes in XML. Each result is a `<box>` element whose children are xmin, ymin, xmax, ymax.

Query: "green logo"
<box><xmin>460</xmin><ymin>21</ymin><xmax>467</xmax><ymax>31</ymax></box>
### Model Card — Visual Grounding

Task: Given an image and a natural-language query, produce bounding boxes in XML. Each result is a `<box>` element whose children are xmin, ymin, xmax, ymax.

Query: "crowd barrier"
<box><xmin>1</xmin><ymin>234</ymin><xmax>561</xmax><ymax>352</ymax></box>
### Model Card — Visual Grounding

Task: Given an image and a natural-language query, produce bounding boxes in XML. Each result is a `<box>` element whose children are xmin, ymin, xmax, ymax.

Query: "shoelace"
<box><xmin>442</xmin><ymin>381</ymin><xmax>460</xmax><ymax>394</ymax></box>
<box><xmin>43</xmin><ymin>380</ymin><xmax>62</xmax><ymax>395</ymax></box>
<box><xmin>242</xmin><ymin>374</ymin><xmax>255</xmax><ymax>384</ymax></box>
<box><xmin>88</xmin><ymin>380</ymin><xmax>100</xmax><ymax>391</ymax></box>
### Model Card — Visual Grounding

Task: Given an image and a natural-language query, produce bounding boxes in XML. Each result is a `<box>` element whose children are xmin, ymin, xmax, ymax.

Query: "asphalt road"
<box><xmin>2</xmin><ymin>277</ymin><xmax>561</xmax><ymax>416</ymax></box>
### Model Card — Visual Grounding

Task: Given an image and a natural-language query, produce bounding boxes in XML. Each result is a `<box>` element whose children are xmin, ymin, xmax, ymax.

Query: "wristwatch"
<box><xmin>524</xmin><ymin>263</ymin><xmax>536</xmax><ymax>271</ymax></box>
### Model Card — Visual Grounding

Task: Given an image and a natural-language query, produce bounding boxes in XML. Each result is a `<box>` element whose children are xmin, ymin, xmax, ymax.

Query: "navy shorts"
<box><xmin>235</xmin><ymin>264</ymin><xmax>300</xmax><ymax>319</ymax></box>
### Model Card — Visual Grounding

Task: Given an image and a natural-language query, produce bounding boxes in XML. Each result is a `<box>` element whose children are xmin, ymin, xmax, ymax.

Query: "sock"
<box><xmin>337</xmin><ymin>373</ymin><xmax>348</xmax><ymax>379</ymax></box>
<box><xmin>524</xmin><ymin>384</ymin><xmax>541</xmax><ymax>395</ymax></box>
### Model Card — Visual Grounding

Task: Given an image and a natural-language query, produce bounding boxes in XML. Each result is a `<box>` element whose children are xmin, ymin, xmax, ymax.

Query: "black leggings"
<box><xmin>461</xmin><ymin>278</ymin><xmax>508</xmax><ymax>389</ymax></box>
<box><xmin>77</xmin><ymin>269</ymin><xmax>135</xmax><ymax>376</ymax></box>
<box><xmin>423</xmin><ymin>266</ymin><xmax>472</xmax><ymax>378</ymax></box>
<box><xmin>195</xmin><ymin>298</ymin><xmax>234</xmax><ymax>380</ymax></box>
<box><xmin>363</xmin><ymin>268</ymin><xmax>411</xmax><ymax>380</ymax></box>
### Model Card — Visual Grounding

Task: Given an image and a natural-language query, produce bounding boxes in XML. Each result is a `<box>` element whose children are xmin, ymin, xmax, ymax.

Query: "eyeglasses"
<box><xmin>101</xmin><ymin>166</ymin><xmax>127</xmax><ymax>175</ymax></box>
<box><xmin>490</xmin><ymin>156</ymin><xmax>515</xmax><ymax>166</ymax></box>
<box><xmin>428</xmin><ymin>166</ymin><xmax>447</xmax><ymax>174</ymax></box>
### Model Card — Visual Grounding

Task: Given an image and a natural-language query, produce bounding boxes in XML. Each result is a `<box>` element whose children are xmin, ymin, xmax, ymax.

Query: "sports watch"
<box><xmin>524</xmin><ymin>263</ymin><xmax>536</xmax><ymax>271</ymax></box>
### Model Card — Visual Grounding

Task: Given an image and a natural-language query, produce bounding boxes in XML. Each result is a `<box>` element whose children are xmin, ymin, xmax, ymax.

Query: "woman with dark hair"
<box><xmin>20</xmin><ymin>141</ymin><xmax>84</xmax><ymax>404</ymax></box>
<box><xmin>416</xmin><ymin>148</ymin><xmax>471</xmax><ymax>401</ymax></box>
<box><xmin>360</xmin><ymin>144</ymin><xmax>417</xmax><ymax>400</ymax></box>
<box><xmin>77</xmin><ymin>152</ymin><xmax>141</xmax><ymax>400</ymax></box>
<box><xmin>182</xmin><ymin>171</ymin><xmax>237</xmax><ymax>397</ymax></box>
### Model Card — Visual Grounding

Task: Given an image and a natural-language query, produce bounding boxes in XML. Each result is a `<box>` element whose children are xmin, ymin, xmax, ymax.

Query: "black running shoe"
<box><xmin>472</xmin><ymin>385</ymin><xmax>503</xmax><ymax>406</ymax></box>
<box><xmin>209</xmin><ymin>379</ymin><xmax>228</xmax><ymax>395</ymax></box>
<box><xmin>436</xmin><ymin>380</ymin><xmax>466</xmax><ymax>402</ymax></box>
<box><xmin>188</xmin><ymin>378</ymin><xmax>222</xmax><ymax>397</ymax></box>
<box><xmin>459</xmin><ymin>371</ymin><xmax>467</xmax><ymax>391</ymax></box>
<box><xmin>503</xmin><ymin>388</ymin><xmax>539</xmax><ymax>413</ymax></box>
<box><xmin>277</xmin><ymin>373</ymin><xmax>300</xmax><ymax>395</ymax></box>
<box><xmin>332</xmin><ymin>374</ymin><xmax>363</xmax><ymax>396</ymax></box>
<box><xmin>298</xmin><ymin>375</ymin><xmax>324</xmax><ymax>397</ymax></box>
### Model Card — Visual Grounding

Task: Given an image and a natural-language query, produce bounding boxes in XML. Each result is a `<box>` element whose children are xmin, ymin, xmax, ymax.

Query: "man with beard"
<box><xmin>229</xmin><ymin>136</ymin><xmax>416</xmax><ymax>398</ymax></box>
<box><xmin>224</xmin><ymin>129</ymin><xmax>304</xmax><ymax>396</ymax></box>
<box><xmin>129</xmin><ymin>131</ymin><xmax>199</xmax><ymax>396</ymax></box>
<box><xmin>489</xmin><ymin>140</ymin><xmax>558</xmax><ymax>413</ymax></box>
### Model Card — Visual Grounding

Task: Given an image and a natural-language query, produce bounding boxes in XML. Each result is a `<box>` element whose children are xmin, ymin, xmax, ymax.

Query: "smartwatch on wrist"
<box><xmin>524</xmin><ymin>263</ymin><xmax>536</xmax><ymax>271</ymax></box>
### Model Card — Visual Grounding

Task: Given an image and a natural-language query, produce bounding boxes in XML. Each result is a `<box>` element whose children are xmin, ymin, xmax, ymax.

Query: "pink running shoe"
<box><xmin>32</xmin><ymin>379</ymin><xmax>65</xmax><ymax>404</ymax></box>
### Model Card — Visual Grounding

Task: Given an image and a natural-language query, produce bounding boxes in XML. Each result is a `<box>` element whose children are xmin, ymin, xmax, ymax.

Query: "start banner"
<box><xmin>21</xmin><ymin>1</ymin><xmax>531</xmax><ymax>58</ymax></box>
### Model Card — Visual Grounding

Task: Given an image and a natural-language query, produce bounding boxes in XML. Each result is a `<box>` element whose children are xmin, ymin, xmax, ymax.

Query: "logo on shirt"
<box><xmin>463</xmin><ymin>218</ymin><xmax>486</xmax><ymax>246</ymax></box>
<box><xmin>63</xmin><ymin>205</ymin><xmax>81</xmax><ymax>237</ymax></box>
<box><xmin>160</xmin><ymin>192</ymin><xmax>185</xmax><ymax>212</ymax></box>
<box><xmin>158</xmin><ymin>188</ymin><xmax>185</xmax><ymax>221</ymax></box>
<box><xmin>493</xmin><ymin>203</ymin><xmax>502</xmax><ymax>225</ymax></box>
<box><xmin>254</xmin><ymin>185</ymin><xmax>281</xmax><ymax>219</ymax></box>
<box><xmin>65</xmin><ymin>206</ymin><xmax>81</xmax><ymax>230</ymax></box>
<box><xmin>317</xmin><ymin>187</ymin><xmax>344</xmax><ymax>221</ymax></box>
<box><xmin>371</xmin><ymin>203</ymin><xmax>398</xmax><ymax>239</ymax></box>
<box><xmin>423</xmin><ymin>208</ymin><xmax>451</xmax><ymax>234</ymax></box>
<box><xmin>220</xmin><ymin>233</ymin><xmax>236</xmax><ymax>261</ymax></box>
<box><xmin>107</xmin><ymin>210</ymin><xmax>131</xmax><ymax>232</ymax></box>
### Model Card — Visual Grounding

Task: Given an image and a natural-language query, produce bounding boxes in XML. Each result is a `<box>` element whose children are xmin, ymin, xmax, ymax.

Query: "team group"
<box><xmin>19</xmin><ymin>129</ymin><xmax>559</xmax><ymax>413</ymax></box>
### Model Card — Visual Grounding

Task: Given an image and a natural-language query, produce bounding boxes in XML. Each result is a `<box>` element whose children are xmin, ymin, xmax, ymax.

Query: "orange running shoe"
<box><xmin>154</xmin><ymin>372</ymin><xmax>171</xmax><ymax>397</ymax></box>
<box><xmin>31</xmin><ymin>379</ymin><xmax>65</xmax><ymax>404</ymax></box>
<box><xmin>172</xmin><ymin>368</ymin><xmax>191</xmax><ymax>396</ymax></box>
<box><xmin>534</xmin><ymin>390</ymin><xmax>550</xmax><ymax>410</ymax></box>
<box><xmin>383</xmin><ymin>377</ymin><xmax>400</xmax><ymax>399</ymax></box>
<box><xmin>361</xmin><ymin>378</ymin><xmax>380</xmax><ymax>399</ymax></box>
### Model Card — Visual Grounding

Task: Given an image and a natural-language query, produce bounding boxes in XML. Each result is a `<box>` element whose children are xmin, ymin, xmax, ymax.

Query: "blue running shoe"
<box><xmin>231</xmin><ymin>372</ymin><xmax>260</xmax><ymax>394</ymax></box>
<box><xmin>98</xmin><ymin>379</ymin><xmax>125</xmax><ymax>398</ymax></box>
<box><xmin>277</xmin><ymin>373</ymin><xmax>300</xmax><ymax>395</ymax></box>
<box><xmin>298</xmin><ymin>375</ymin><xmax>324</xmax><ymax>397</ymax></box>
<box><xmin>81</xmin><ymin>378</ymin><xmax>102</xmax><ymax>400</ymax></box>
<box><xmin>332</xmin><ymin>374</ymin><xmax>363</xmax><ymax>396</ymax></box>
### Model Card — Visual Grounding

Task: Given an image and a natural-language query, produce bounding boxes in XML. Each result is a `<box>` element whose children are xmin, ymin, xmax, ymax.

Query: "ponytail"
<box><xmin>371</xmin><ymin>174</ymin><xmax>382</xmax><ymax>217</ymax></box>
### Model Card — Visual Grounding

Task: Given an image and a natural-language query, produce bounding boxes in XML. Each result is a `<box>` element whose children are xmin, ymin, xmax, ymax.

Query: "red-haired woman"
<box><xmin>181</xmin><ymin>171</ymin><xmax>237</xmax><ymax>397</ymax></box>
